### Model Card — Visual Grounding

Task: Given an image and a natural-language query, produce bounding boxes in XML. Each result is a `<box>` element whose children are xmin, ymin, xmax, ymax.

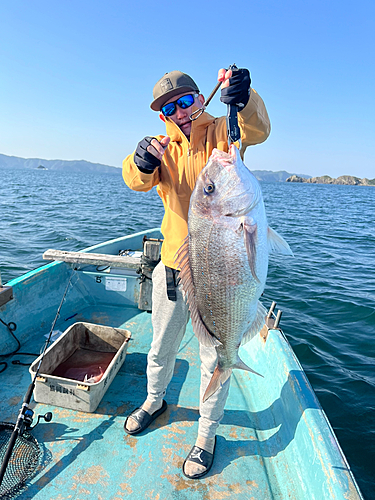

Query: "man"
<box><xmin>122</xmin><ymin>67</ymin><xmax>270</xmax><ymax>479</ymax></box>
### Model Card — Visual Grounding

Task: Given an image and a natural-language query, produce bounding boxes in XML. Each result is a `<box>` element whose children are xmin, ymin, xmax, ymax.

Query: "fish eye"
<box><xmin>204</xmin><ymin>183</ymin><xmax>215</xmax><ymax>195</ymax></box>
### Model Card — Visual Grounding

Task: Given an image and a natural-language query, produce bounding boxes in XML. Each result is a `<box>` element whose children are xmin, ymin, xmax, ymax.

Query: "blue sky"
<box><xmin>1</xmin><ymin>0</ymin><xmax>374</xmax><ymax>178</ymax></box>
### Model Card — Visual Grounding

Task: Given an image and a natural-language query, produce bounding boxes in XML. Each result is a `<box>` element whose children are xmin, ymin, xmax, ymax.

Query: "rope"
<box><xmin>137</xmin><ymin>254</ymin><xmax>161</xmax><ymax>282</ymax></box>
<box><xmin>0</xmin><ymin>318</ymin><xmax>20</xmax><ymax>374</ymax></box>
<box><xmin>0</xmin><ymin>272</ymin><xmax>74</xmax><ymax>374</ymax></box>
<box><xmin>0</xmin><ymin>319</ymin><xmax>39</xmax><ymax>373</ymax></box>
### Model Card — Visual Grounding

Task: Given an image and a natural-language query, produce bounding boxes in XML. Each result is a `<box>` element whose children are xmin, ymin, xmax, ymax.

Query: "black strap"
<box><xmin>165</xmin><ymin>266</ymin><xmax>179</xmax><ymax>301</ymax></box>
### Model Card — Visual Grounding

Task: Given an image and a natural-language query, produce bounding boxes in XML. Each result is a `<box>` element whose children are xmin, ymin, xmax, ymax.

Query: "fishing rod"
<box><xmin>189</xmin><ymin>80</ymin><xmax>222</xmax><ymax>121</ymax></box>
<box><xmin>0</xmin><ymin>272</ymin><xmax>73</xmax><ymax>488</ymax></box>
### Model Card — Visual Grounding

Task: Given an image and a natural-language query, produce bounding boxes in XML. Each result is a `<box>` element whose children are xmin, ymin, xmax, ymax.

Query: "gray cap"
<box><xmin>150</xmin><ymin>70</ymin><xmax>199</xmax><ymax>111</ymax></box>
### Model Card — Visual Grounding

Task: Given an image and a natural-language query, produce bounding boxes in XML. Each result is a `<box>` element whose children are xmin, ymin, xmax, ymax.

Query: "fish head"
<box><xmin>191</xmin><ymin>145</ymin><xmax>262</xmax><ymax>218</ymax></box>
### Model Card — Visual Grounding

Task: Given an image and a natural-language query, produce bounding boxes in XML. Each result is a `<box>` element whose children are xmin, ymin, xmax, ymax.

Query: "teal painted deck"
<box><xmin>0</xmin><ymin>229</ymin><xmax>363</xmax><ymax>499</ymax></box>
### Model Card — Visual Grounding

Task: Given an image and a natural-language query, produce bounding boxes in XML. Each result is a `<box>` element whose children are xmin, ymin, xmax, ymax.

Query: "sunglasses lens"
<box><xmin>161</xmin><ymin>102</ymin><xmax>176</xmax><ymax>117</ymax></box>
<box><xmin>161</xmin><ymin>94</ymin><xmax>195</xmax><ymax>116</ymax></box>
<box><xmin>177</xmin><ymin>94</ymin><xmax>195</xmax><ymax>109</ymax></box>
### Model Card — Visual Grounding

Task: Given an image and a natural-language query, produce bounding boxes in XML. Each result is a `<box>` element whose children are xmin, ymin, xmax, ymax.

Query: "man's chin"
<box><xmin>180</xmin><ymin>123</ymin><xmax>192</xmax><ymax>136</ymax></box>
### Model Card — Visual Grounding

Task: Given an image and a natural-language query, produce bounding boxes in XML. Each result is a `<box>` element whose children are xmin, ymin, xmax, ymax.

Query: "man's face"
<box><xmin>161</xmin><ymin>92</ymin><xmax>204</xmax><ymax>140</ymax></box>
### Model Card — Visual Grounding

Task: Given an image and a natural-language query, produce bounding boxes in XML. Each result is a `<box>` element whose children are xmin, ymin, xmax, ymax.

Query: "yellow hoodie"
<box><xmin>122</xmin><ymin>88</ymin><xmax>271</xmax><ymax>269</ymax></box>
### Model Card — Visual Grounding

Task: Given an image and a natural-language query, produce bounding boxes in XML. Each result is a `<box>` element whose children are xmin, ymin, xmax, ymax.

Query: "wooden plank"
<box><xmin>43</xmin><ymin>249</ymin><xmax>141</xmax><ymax>269</ymax></box>
<box><xmin>0</xmin><ymin>286</ymin><xmax>13</xmax><ymax>307</ymax></box>
<box><xmin>138</xmin><ymin>240</ymin><xmax>161</xmax><ymax>311</ymax></box>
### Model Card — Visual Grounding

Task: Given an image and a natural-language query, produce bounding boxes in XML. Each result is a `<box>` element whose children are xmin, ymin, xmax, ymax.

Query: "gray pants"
<box><xmin>147</xmin><ymin>261</ymin><xmax>230</xmax><ymax>439</ymax></box>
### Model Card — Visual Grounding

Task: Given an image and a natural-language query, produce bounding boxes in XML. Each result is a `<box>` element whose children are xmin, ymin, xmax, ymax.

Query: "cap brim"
<box><xmin>150</xmin><ymin>86</ymin><xmax>199</xmax><ymax>111</ymax></box>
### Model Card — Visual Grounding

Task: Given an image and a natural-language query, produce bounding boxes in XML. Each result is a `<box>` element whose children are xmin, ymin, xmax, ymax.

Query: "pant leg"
<box><xmin>146</xmin><ymin>262</ymin><xmax>190</xmax><ymax>405</ymax></box>
<box><xmin>197</xmin><ymin>344</ymin><xmax>231</xmax><ymax>439</ymax></box>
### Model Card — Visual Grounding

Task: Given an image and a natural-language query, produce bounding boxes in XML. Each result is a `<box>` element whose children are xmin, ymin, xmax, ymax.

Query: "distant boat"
<box><xmin>37</xmin><ymin>165</ymin><xmax>47</xmax><ymax>170</ymax></box>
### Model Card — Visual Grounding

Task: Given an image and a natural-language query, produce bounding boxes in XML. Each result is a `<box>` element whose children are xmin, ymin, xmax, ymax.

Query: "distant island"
<box><xmin>0</xmin><ymin>153</ymin><xmax>121</xmax><ymax>174</ymax></box>
<box><xmin>286</xmin><ymin>174</ymin><xmax>375</xmax><ymax>186</ymax></box>
<box><xmin>0</xmin><ymin>153</ymin><xmax>311</xmax><ymax>182</ymax></box>
<box><xmin>3</xmin><ymin>153</ymin><xmax>372</xmax><ymax>185</ymax></box>
<box><xmin>250</xmin><ymin>170</ymin><xmax>311</xmax><ymax>182</ymax></box>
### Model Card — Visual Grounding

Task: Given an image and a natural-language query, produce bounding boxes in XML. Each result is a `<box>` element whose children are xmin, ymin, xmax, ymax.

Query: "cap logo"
<box><xmin>160</xmin><ymin>78</ymin><xmax>173</xmax><ymax>92</ymax></box>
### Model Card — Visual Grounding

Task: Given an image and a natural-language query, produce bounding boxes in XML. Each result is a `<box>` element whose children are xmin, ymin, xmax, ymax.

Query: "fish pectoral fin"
<box><xmin>174</xmin><ymin>235</ymin><xmax>221</xmax><ymax>348</ymax></box>
<box><xmin>243</xmin><ymin>220</ymin><xmax>260</xmax><ymax>283</ymax></box>
<box><xmin>191</xmin><ymin>309</ymin><xmax>222</xmax><ymax>348</ymax></box>
<box><xmin>240</xmin><ymin>301</ymin><xmax>268</xmax><ymax>346</ymax></box>
<box><xmin>203</xmin><ymin>366</ymin><xmax>232</xmax><ymax>403</ymax></box>
<box><xmin>267</xmin><ymin>227</ymin><xmax>294</xmax><ymax>256</ymax></box>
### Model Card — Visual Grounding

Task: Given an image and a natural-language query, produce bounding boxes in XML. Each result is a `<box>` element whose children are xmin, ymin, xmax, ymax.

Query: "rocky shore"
<box><xmin>286</xmin><ymin>174</ymin><xmax>375</xmax><ymax>186</ymax></box>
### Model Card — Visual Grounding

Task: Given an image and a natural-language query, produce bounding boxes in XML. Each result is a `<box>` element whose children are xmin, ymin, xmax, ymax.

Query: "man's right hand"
<box><xmin>134</xmin><ymin>136</ymin><xmax>170</xmax><ymax>173</ymax></box>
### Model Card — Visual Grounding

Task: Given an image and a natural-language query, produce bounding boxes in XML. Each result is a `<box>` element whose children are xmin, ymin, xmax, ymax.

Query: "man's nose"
<box><xmin>175</xmin><ymin>106</ymin><xmax>188</xmax><ymax>119</ymax></box>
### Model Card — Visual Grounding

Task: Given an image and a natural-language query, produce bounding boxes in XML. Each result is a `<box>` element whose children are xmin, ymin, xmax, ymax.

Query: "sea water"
<box><xmin>1</xmin><ymin>167</ymin><xmax>374</xmax><ymax>497</ymax></box>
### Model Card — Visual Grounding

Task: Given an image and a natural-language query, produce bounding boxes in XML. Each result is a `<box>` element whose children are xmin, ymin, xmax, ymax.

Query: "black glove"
<box><xmin>220</xmin><ymin>68</ymin><xmax>251</xmax><ymax>110</ymax></box>
<box><xmin>134</xmin><ymin>136</ymin><xmax>161</xmax><ymax>173</ymax></box>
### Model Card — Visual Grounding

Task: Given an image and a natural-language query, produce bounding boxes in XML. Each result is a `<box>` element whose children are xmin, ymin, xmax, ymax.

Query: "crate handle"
<box><xmin>76</xmin><ymin>384</ymin><xmax>90</xmax><ymax>391</ymax></box>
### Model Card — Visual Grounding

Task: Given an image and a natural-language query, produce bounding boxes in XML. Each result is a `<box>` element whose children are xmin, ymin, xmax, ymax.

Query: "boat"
<box><xmin>0</xmin><ymin>228</ymin><xmax>364</xmax><ymax>499</ymax></box>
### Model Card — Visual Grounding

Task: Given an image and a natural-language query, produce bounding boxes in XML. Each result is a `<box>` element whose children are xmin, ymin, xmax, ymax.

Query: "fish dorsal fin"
<box><xmin>243</xmin><ymin>219</ymin><xmax>260</xmax><ymax>283</ymax></box>
<box><xmin>240</xmin><ymin>300</ymin><xmax>267</xmax><ymax>346</ymax></box>
<box><xmin>267</xmin><ymin>227</ymin><xmax>294</xmax><ymax>256</ymax></box>
<box><xmin>175</xmin><ymin>237</ymin><xmax>221</xmax><ymax>348</ymax></box>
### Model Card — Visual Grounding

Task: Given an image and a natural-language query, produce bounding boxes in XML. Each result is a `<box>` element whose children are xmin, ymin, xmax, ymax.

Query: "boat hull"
<box><xmin>0</xmin><ymin>228</ymin><xmax>363</xmax><ymax>499</ymax></box>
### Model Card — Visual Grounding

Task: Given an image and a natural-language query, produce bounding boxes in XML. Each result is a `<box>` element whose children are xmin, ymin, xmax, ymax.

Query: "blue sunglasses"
<box><xmin>161</xmin><ymin>94</ymin><xmax>198</xmax><ymax>117</ymax></box>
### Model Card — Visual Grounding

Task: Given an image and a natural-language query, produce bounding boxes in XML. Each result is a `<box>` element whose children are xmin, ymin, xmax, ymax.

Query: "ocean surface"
<box><xmin>1</xmin><ymin>167</ymin><xmax>374</xmax><ymax>497</ymax></box>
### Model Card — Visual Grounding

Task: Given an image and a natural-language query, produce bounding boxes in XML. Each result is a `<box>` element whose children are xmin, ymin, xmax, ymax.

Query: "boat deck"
<box><xmin>3</xmin><ymin>303</ymin><xmax>287</xmax><ymax>499</ymax></box>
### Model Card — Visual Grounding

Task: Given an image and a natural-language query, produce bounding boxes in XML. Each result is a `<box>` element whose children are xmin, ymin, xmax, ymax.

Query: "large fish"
<box><xmin>175</xmin><ymin>145</ymin><xmax>293</xmax><ymax>402</ymax></box>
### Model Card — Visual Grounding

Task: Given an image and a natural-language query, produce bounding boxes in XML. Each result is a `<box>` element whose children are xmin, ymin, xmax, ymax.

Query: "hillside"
<box><xmin>251</xmin><ymin>170</ymin><xmax>311</xmax><ymax>182</ymax></box>
<box><xmin>0</xmin><ymin>153</ymin><xmax>312</xmax><ymax>182</ymax></box>
<box><xmin>0</xmin><ymin>153</ymin><xmax>121</xmax><ymax>174</ymax></box>
<box><xmin>286</xmin><ymin>174</ymin><xmax>375</xmax><ymax>186</ymax></box>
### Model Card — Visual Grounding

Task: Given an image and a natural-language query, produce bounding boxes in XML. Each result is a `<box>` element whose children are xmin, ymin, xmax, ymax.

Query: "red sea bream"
<box><xmin>176</xmin><ymin>145</ymin><xmax>293</xmax><ymax>402</ymax></box>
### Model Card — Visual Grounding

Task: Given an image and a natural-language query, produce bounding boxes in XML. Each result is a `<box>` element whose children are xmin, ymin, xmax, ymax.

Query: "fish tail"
<box><xmin>234</xmin><ymin>356</ymin><xmax>263</xmax><ymax>378</ymax></box>
<box><xmin>203</xmin><ymin>366</ymin><xmax>232</xmax><ymax>403</ymax></box>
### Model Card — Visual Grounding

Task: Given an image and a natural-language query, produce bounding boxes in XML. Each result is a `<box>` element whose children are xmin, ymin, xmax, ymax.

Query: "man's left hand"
<box><xmin>218</xmin><ymin>67</ymin><xmax>251</xmax><ymax>110</ymax></box>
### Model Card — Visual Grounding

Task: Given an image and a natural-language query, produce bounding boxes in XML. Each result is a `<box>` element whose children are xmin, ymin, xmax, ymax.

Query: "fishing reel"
<box><xmin>0</xmin><ymin>384</ymin><xmax>53</xmax><ymax>489</ymax></box>
<box><xmin>23</xmin><ymin>408</ymin><xmax>53</xmax><ymax>432</ymax></box>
